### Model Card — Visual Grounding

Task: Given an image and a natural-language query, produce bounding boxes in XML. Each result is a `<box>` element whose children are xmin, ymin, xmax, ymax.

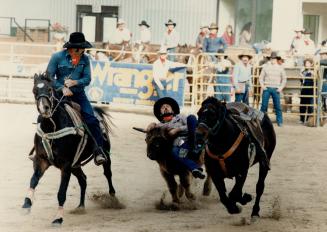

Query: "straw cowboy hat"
<box><xmin>138</xmin><ymin>20</ymin><xmax>150</xmax><ymax>28</ymax></box>
<box><xmin>63</xmin><ymin>32</ymin><xmax>92</xmax><ymax>49</ymax></box>
<box><xmin>153</xmin><ymin>97</ymin><xmax>180</xmax><ymax>121</ymax></box>
<box><xmin>238</xmin><ymin>51</ymin><xmax>253</xmax><ymax>60</ymax></box>
<box><xmin>294</xmin><ymin>27</ymin><xmax>304</xmax><ymax>32</ymax></box>
<box><xmin>157</xmin><ymin>47</ymin><xmax>168</xmax><ymax>54</ymax></box>
<box><xmin>165</xmin><ymin>19</ymin><xmax>176</xmax><ymax>27</ymax></box>
<box><xmin>302</xmin><ymin>28</ymin><xmax>312</xmax><ymax>34</ymax></box>
<box><xmin>117</xmin><ymin>19</ymin><xmax>126</xmax><ymax>25</ymax></box>
<box><xmin>319</xmin><ymin>47</ymin><xmax>327</xmax><ymax>54</ymax></box>
<box><xmin>208</xmin><ymin>23</ymin><xmax>219</xmax><ymax>30</ymax></box>
<box><xmin>200</xmin><ymin>23</ymin><xmax>209</xmax><ymax>29</ymax></box>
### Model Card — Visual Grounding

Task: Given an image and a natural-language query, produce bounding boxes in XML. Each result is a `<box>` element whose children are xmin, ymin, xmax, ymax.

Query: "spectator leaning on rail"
<box><xmin>161</xmin><ymin>19</ymin><xmax>180</xmax><ymax>61</ymax></box>
<box><xmin>202</xmin><ymin>23</ymin><xmax>227</xmax><ymax>62</ymax></box>
<box><xmin>152</xmin><ymin>47</ymin><xmax>186</xmax><ymax>98</ymax></box>
<box><xmin>299</xmin><ymin>58</ymin><xmax>315</xmax><ymax>124</ymax></box>
<box><xmin>112</xmin><ymin>19</ymin><xmax>132</xmax><ymax>44</ymax></box>
<box><xmin>233</xmin><ymin>52</ymin><xmax>253</xmax><ymax>105</ymax></box>
<box><xmin>195</xmin><ymin>24</ymin><xmax>209</xmax><ymax>49</ymax></box>
<box><xmin>259</xmin><ymin>51</ymin><xmax>287</xmax><ymax>127</ymax></box>
<box><xmin>46</xmin><ymin>32</ymin><xmax>107</xmax><ymax>165</ymax></box>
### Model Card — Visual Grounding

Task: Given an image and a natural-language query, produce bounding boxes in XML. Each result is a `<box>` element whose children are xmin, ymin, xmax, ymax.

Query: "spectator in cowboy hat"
<box><xmin>152</xmin><ymin>47</ymin><xmax>186</xmax><ymax>98</ymax></box>
<box><xmin>290</xmin><ymin>27</ymin><xmax>304</xmax><ymax>54</ymax></box>
<box><xmin>147</xmin><ymin>97</ymin><xmax>205</xmax><ymax>179</ymax></box>
<box><xmin>138</xmin><ymin>20</ymin><xmax>151</xmax><ymax>44</ymax></box>
<box><xmin>195</xmin><ymin>23</ymin><xmax>209</xmax><ymax>49</ymax></box>
<box><xmin>233</xmin><ymin>51</ymin><xmax>253</xmax><ymax>104</ymax></box>
<box><xmin>161</xmin><ymin>19</ymin><xmax>180</xmax><ymax>61</ymax></box>
<box><xmin>112</xmin><ymin>18</ymin><xmax>132</xmax><ymax>44</ymax></box>
<box><xmin>46</xmin><ymin>32</ymin><xmax>107</xmax><ymax>165</ymax></box>
<box><xmin>259</xmin><ymin>51</ymin><xmax>287</xmax><ymax>127</ymax></box>
<box><xmin>302</xmin><ymin>29</ymin><xmax>316</xmax><ymax>55</ymax></box>
<box><xmin>202</xmin><ymin>22</ymin><xmax>227</xmax><ymax>62</ymax></box>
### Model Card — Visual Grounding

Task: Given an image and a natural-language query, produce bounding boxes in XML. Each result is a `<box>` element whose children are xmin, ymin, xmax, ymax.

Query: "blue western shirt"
<box><xmin>202</xmin><ymin>36</ymin><xmax>227</xmax><ymax>53</ymax></box>
<box><xmin>46</xmin><ymin>50</ymin><xmax>91</xmax><ymax>93</ymax></box>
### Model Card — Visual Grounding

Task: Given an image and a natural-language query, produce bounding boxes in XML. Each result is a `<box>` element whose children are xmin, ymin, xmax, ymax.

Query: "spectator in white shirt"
<box><xmin>152</xmin><ymin>47</ymin><xmax>186</xmax><ymax>98</ymax></box>
<box><xmin>138</xmin><ymin>20</ymin><xmax>151</xmax><ymax>44</ymax></box>
<box><xmin>112</xmin><ymin>19</ymin><xmax>132</xmax><ymax>44</ymax></box>
<box><xmin>161</xmin><ymin>19</ymin><xmax>180</xmax><ymax>61</ymax></box>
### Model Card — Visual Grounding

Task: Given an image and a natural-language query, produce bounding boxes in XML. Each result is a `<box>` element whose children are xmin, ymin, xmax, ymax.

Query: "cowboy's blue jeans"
<box><xmin>260</xmin><ymin>87</ymin><xmax>283</xmax><ymax>125</ymax></box>
<box><xmin>70</xmin><ymin>92</ymin><xmax>103</xmax><ymax>147</ymax></box>
<box><xmin>171</xmin><ymin>115</ymin><xmax>200</xmax><ymax>172</ymax></box>
<box><xmin>235</xmin><ymin>84</ymin><xmax>249</xmax><ymax>105</ymax></box>
<box><xmin>214</xmin><ymin>74</ymin><xmax>231</xmax><ymax>102</ymax></box>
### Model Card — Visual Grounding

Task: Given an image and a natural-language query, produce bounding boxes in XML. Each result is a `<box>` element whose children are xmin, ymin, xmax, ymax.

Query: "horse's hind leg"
<box><xmin>251</xmin><ymin>165</ymin><xmax>269</xmax><ymax>218</ymax></box>
<box><xmin>71</xmin><ymin>167</ymin><xmax>87</xmax><ymax>210</ymax></box>
<box><xmin>103</xmin><ymin>157</ymin><xmax>115</xmax><ymax>196</ymax></box>
<box><xmin>22</xmin><ymin>158</ymin><xmax>49</xmax><ymax>212</ymax></box>
<box><xmin>203</xmin><ymin>175</ymin><xmax>212</xmax><ymax>196</ymax></box>
<box><xmin>229</xmin><ymin>171</ymin><xmax>252</xmax><ymax>205</ymax></box>
<box><xmin>161</xmin><ymin>170</ymin><xmax>179</xmax><ymax>203</ymax></box>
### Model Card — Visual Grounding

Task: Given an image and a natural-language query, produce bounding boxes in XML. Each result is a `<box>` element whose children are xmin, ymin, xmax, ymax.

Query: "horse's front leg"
<box><xmin>103</xmin><ymin>157</ymin><xmax>116</xmax><ymax>196</ymax></box>
<box><xmin>207</xmin><ymin>167</ymin><xmax>242</xmax><ymax>214</ymax></box>
<box><xmin>160</xmin><ymin>169</ymin><xmax>179</xmax><ymax>203</ymax></box>
<box><xmin>251</xmin><ymin>165</ymin><xmax>269</xmax><ymax>218</ymax></box>
<box><xmin>203</xmin><ymin>175</ymin><xmax>212</xmax><ymax>196</ymax></box>
<box><xmin>71</xmin><ymin>167</ymin><xmax>87</xmax><ymax>212</ymax></box>
<box><xmin>52</xmin><ymin>166</ymin><xmax>72</xmax><ymax>226</ymax></box>
<box><xmin>179</xmin><ymin>172</ymin><xmax>195</xmax><ymax>200</ymax></box>
<box><xmin>229</xmin><ymin>170</ymin><xmax>253</xmax><ymax>205</ymax></box>
<box><xmin>22</xmin><ymin>158</ymin><xmax>49</xmax><ymax>213</ymax></box>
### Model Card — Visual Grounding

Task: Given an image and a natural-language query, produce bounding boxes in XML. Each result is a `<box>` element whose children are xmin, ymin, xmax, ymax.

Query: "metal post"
<box><xmin>316</xmin><ymin>67</ymin><xmax>322</xmax><ymax>127</ymax></box>
<box><xmin>8</xmin><ymin>44</ymin><xmax>14</xmax><ymax>99</ymax></box>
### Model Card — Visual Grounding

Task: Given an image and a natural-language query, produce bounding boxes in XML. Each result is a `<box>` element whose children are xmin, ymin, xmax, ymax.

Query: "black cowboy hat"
<box><xmin>165</xmin><ymin>19</ymin><xmax>176</xmax><ymax>27</ymax></box>
<box><xmin>153</xmin><ymin>97</ymin><xmax>180</xmax><ymax>121</ymax></box>
<box><xmin>63</xmin><ymin>32</ymin><xmax>92</xmax><ymax>49</ymax></box>
<box><xmin>269</xmin><ymin>51</ymin><xmax>280</xmax><ymax>59</ymax></box>
<box><xmin>139</xmin><ymin>20</ymin><xmax>150</xmax><ymax>28</ymax></box>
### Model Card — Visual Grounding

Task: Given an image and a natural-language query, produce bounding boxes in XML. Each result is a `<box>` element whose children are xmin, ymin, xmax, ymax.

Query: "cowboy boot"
<box><xmin>94</xmin><ymin>147</ymin><xmax>107</xmax><ymax>166</ymax></box>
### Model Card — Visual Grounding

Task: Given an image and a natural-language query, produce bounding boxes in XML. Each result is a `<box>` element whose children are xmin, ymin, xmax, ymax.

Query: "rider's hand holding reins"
<box><xmin>64</xmin><ymin>79</ymin><xmax>78</xmax><ymax>88</ymax></box>
<box><xmin>62</xmin><ymin>87</ymin><xmax>73</xmax><ymax>96</ymax></box>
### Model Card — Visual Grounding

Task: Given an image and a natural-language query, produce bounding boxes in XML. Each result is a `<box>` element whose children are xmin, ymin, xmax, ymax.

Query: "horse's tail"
<box><xmin>261</xmin><ymin>113</ymin><xmax>276</xmax><ymax>159</ymax></box>
<box><xmin>93</xmin><ymin>106</ymin><xmax>114</xmax><ymax>136</ymax></box>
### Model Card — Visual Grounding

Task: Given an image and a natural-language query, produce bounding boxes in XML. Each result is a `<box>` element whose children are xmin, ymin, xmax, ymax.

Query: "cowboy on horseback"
<box><xmin>148</xmin><ymin>97</ymin><xmax>205</xmax><ymax>179</ymax></box>
<box><xmin>46</xmin><ymin>32</ymin><xmax>107</xmax><ymax>165</ymax></box>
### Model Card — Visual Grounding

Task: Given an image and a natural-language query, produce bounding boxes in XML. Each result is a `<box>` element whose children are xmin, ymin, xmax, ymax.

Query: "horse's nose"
<box><xmin>44</xmin><ymin>105</ymin><xmax>50</xmax><ymax>111</ymax></box>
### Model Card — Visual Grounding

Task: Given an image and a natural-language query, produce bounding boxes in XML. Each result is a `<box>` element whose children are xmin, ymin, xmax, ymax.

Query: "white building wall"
<box><xmin>303</xmin><ymin>2</ymin><xmax>327</xmax><ymax>43</ymax></box>
<box><xmin>218</xmin><ymin>0</ymin><xmax>235</xmax><ymax>37</ymax></box>
<box><xmin>271</xmin><ymin>0</ymin><xmax>303</xmax><ymax>50</ymax></box>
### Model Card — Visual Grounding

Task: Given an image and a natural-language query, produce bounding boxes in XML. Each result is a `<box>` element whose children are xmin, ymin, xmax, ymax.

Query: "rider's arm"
<box><xmin>74</xmin><ymin>56</ymin><xmax>91</xmax><ymax>88</ymax></box>
<box><xmin>46</xmin><ymin>53</ymin><xmax>63</xmax><ymax>90</ymax></box>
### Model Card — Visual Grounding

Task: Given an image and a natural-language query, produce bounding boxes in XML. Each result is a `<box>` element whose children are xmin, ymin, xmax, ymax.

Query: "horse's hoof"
<box><xmin>240</xmin><ymin>193</ymin><xmax>253</xmax><ymax>205</ymax></box>
<box><xmin>186</xmin><ymin>192</ymin><xmax>196</xmax><ymax>201</ymax></box>
<box><xmin>227</xmin><ymin>204</ymin><xmax>242</xmax><ymax>214</ymax></box>
<box><xmin>202</xmin><ymin>185</ymin><xmax>211</xmax><ymax>196</ymax></box>
<box><xmin>22</xmin><ymin>197</ymin><xmax>32</xmax><ymax>209</ymax></box>
<box><xmin>177</xmin><ymin>185</ymin><xmax>185</xmax><ymax>198</ymax></box>
<box><xmin>251</xmin><ymin>215</ymin><xmax>260</xmax><ymax>223</ymax></box>
<box><xmin>52</xmin><ymin>218</ymin><xmax>63</xmax><ymax>226</ymax></box>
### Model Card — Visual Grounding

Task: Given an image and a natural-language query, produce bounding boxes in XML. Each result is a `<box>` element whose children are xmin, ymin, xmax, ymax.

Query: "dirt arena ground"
<box><xmin>0</xmin><ymin>103</ymin><xmax>326</xmax><ymax>232</ymax></box>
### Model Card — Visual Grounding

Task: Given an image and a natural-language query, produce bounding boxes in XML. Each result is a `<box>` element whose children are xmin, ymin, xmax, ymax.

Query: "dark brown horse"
<box><xmin>134</xmin><ymin>126</ymin><xmax>212</xmax><ymax>204</ymax></box>
<box><xmin>104</xmin><ymin>42</ymin><xmax>134</xmax><ymax>62</ymax></box>
<box><xmin>22</xmin><ymin>73</ymin><xmax>116</xmax><ymax>225</ymax></box>
<box><xmin>194</xmin><ymin>97</ymin><xmax>276</xmax><ymax>219</ymax></box>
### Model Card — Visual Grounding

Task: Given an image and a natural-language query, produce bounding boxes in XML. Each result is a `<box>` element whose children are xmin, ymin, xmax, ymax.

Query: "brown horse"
<box><xmin>134</xmin><ymin>126</ymin><xmax>212</xmax><ymax>204</ymax></box>
<box><xmin>104</xmin><ymin>42</ymin><xmax>134</xmax><ymax>62</ymax></box>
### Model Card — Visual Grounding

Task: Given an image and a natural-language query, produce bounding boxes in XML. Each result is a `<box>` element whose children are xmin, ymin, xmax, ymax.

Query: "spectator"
<box><xmin>112</xmin><ymin>19</ymin><xmax>132</xmax><ymax>44</ymax></box>
<box><xmin>233</xmin><ymin>52</ymin><xmax>253</xmax><ymax>105</ymax></box>
<box><xmin>161</xmin><ymin>19</ymin><xmax>180</xmax><ymax>61</ymax></box>
<box><xmin>259</xmin><ymin>52</ymin><xmax>287</xmax><ymax>127</ymax></box>
<box><xmin>202</xmin><ymin>22</ymin><xmax>227</xmax><ymax>62</ymax></box>
<box><xmin>222</xmin><ymin>25</ymin><xmax>235</xmax><ymax>46</ymax></box>
<box><xmin>152</xmin><ymin>47</ymin><xmax>186</xmax><ymax>98</ymax></box>
<box><xmin>138</xmin><ymin>20</ymin><xmax>151</xmax><ymax>44</ymax></box>
<box><xmin>302</xmin><ymin>29</ymin><xmax>316</xmax><ymax>56</ymax></box>
<box><xmin>239</xmin><ymin>22</ymin><xmax>252</xmax><ymax>46</ymax></box>
<box><xmin>299</xmin><ymin>58</ymin><xmax>315</xmax><ymax>123</ymax></box>
<box><xmin>315</xmin><ymin>40</ymin><xmax>327</xmax><ymax>56</ymax></box>
<box><xmin>319</xmin><ymin>48</ymin><xmax>327</xmax><ymax>112</ymax></box>
<box><xmin>290</xmin><ymin>27</ymin><xmax>305</xmax><ymax>66</ymax></box>
<box><xmin>195</xmin><ymin>24</ymin><xmax>209</xmax><ymax>49</ymax></box>
<box><xmin>211</xmin><ymin>49</ymin><xmax>232</xmax><ymax>102</ymax></box>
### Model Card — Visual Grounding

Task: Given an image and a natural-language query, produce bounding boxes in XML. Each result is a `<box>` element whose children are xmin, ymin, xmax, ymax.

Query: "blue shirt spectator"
<box><xmin>202</xmin><ymin>23</ymin><xmax>227</xmax><ymax>53</ymax></box>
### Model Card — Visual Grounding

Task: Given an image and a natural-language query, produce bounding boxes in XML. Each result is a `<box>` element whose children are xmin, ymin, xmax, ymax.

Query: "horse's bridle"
<box><xmin>36</xmin><ymin>87</ymin><xmax>65</xmax><ymax>117</ymax></box>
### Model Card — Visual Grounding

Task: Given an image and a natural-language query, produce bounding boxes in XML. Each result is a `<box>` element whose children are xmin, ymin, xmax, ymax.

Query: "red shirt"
<box><xmin>222</xmin><ymin>32</ymin><xmax>235</xmax><ymax>46</ymax></box>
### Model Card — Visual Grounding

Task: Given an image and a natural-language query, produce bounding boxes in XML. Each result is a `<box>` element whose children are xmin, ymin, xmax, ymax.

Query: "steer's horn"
<box><xmin>132</xmin><ymin>127</ymin><xmax>147</xmax><ymax>133</ymax></box>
